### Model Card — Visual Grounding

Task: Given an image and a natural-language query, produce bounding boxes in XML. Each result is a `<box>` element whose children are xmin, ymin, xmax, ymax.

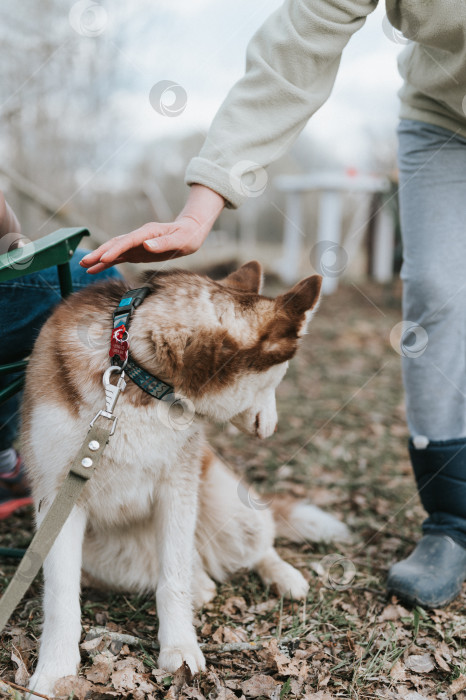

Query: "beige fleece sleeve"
<box><xmin>185</xmin><ymin>0</ymin><xmax>378</xmax><ymax>208</ymax></box>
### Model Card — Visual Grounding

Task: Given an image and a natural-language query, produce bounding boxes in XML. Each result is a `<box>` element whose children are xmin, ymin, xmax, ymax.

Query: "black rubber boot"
<box><xmin>387</xmin><ymin>534</ymin><xmax>466</xmax><ymax>608</ymax></box>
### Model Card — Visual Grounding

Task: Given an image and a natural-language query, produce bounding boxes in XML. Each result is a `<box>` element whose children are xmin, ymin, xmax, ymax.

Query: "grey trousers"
<box><xmin>398</xmin><ymin>119</ymin><xmax>466</xmax><ymax>440</ymax></box>
<box><xmin>398</xmin><ymin>119</ymin><xmax>466</xmax><ymax>544</ymax></box>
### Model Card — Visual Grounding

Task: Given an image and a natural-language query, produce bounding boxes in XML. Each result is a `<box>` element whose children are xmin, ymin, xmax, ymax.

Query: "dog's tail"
<box><xmin>270</xmin><ymin>495</ymin><xmax>351</xmax><ymax>543</ymax></box>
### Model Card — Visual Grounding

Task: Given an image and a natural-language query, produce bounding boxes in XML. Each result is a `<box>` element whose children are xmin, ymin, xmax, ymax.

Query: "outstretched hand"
<box><xmin>80</xmin><ymin>185</ymin><xmax>225</xmax><ymax>274</ymax></box>
<box><xmin>80</xmin><ymin>217</ymin><xmax>209</xmax><ymax>273</ymax></box>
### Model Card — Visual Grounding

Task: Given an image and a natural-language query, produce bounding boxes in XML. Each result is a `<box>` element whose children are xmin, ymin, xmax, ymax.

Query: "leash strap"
<box><xmin>0</xmin><ymin>421</ymin><xmax>112</xmax><ymax>633</ymax></box>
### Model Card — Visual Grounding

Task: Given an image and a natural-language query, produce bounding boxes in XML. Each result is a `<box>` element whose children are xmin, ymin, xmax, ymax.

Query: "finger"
<box><xmin>81</xmin><ymin>223</ymin><xmax>177</xmax><ymax>267</ymax></box>
<box><xmin>98</xmin><ymin>226</ymin><xmax>169</xmax><ymax>264</ymax></box>
<box><xmin>80</xmin><ymin>237</ymin><xmax>123</xmax><ymax>266</ymax></box>
<box><xmin>84</xmin><ymin>257</ymin><xmax>126</xmax><ymax>274</ymax></box>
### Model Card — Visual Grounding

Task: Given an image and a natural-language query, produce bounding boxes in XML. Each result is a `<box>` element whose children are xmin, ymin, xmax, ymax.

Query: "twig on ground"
<box><xmin>0</xmin><ymin>679</ymin><xmax>50</xmax><ymax>699</ymax></box>
<box><xmin>85</xmin><ymin>626</ymin><xmax>299</xmax><ymax>653</ymax></box>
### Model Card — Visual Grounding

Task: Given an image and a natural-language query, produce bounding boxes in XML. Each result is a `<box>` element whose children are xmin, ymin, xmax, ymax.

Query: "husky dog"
<box><xmin>22</xmin><ymin>262</ymin><xmax>348</xmax><ymax>695</ymax></box>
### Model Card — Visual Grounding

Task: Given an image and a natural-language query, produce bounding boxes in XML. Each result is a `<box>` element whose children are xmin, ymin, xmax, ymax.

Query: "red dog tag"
<box><xmin>109</xmin><ymin>324</ymin><xmax>129</xmax><ymax>362</ymax></box>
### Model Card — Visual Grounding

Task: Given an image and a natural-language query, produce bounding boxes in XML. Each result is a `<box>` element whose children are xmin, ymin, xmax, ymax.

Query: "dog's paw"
<box><xmin>316</xmin><ymin>513</ymin><xmax>351</xmax><ymax>543</ymax></box>
<box><xmin>28</xmin><ymin>671</ymin><xmax>60</xmax><ymax>698</ymax></box>
<box><xmin>158</xmin><ymin>643</ymin><xmax>206</xmax><ymax>674</ymax></box>
<box><xmin>273</xmin><ymin>562</ymin><xmax>310</xmax><ymax>600</ymax></box>
<box><xmin>28</xmin><ymin>653</ymin><xmax>80</xmax><ymax>698</ymax></box>
<box><xmin>291</xmin><ymin>504</ymin><xmax>351</xmax><ymax>543</ymax></box>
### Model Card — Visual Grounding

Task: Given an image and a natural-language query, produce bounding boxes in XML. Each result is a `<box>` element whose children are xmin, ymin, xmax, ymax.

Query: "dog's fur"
<box><xmin>22</xmin><ymin>262</ymin><xmax>349</xmax><ymax>696</ymax></box>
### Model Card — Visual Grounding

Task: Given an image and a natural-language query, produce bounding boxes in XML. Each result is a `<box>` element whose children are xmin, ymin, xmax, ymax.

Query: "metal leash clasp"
<box><xmin>90</xmin><ymin>366</ymin><xmax>127</xmax><ymax>435</ymax></box>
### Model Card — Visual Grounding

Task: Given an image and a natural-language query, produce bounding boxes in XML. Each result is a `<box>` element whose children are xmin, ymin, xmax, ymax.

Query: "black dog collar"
<box><xmin>109</xmin><ymin>287</ymin><xmax>173</xmax><ymax>400</ymax></box>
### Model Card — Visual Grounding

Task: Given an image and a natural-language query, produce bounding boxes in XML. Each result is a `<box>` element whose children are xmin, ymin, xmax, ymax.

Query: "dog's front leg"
<box><xmin>29</xmin><ymin>505</ymin><xmax>86</xmax><ymax>697</ymax></box>
<box><xmin>155</xmin><ymin>479</ymin><xmax>205</xmax><ymax>674</ymax></box>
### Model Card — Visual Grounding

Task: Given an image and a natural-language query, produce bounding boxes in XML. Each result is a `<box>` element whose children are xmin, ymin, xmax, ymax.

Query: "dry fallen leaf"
<box><xmin>112</xmin><ymin>668</ymin><xmax>140</xmax><ymax>692</ymax></box>
<box><xmin>214</xmin><ymin>688</ymin><xmax>240</xmax><ymax>700</ymax></box>
<box><xmin>212</xmin><ymin>626</ymin><xmax>225</xmax><ymax>644</ymax></box>
<box><xmin>181</xmin><ymin>687</ymin><xmax>207</xmax><ymax>700</ymax></box>
<box><xmin>211</xmin><ymin>625</ymin><xmax>248</xmax><ymax>643</ymax></box>
<box><xmin>53</xmin><ymin>675</ymin><xmax>93</xmax><ymax>700</ymax></box>
<box><xmin>241</xmin><ymin>674</ymin><xmax>280</xmax><ymax>698</ymax></box>
<box><xmin>317</xmin><ymin>674</ymin><xmax>331</xmax><ymax>688</ymax></box>
<box><xmin>258</xmin><ymin>638</ymin><xmax>304</xmax><ymax>677</ymax></box>
<box><xmin>433</xmin><ymin>648</ymin><xmax>450</xmax><ymax>673</ymax></box>
<box><xmin>80</xmin><ymin>635</ymin><xmax>104</xmax><ymax>652</ymax></box>
<box><xmin>85</xmin><ymin>651</ymin><xmax>114</xmax><ymax>684</ymax></box>
<box><xmin>111</xmin><ymin>668</ymin><xmax>155</xmax><ymax>697</ymax></box>
<box><xmin>95</xmin><ymin>611</ymin><xmax>108</xmax><ymax>626</ymax></box>
<box><xmin>389</xmin><ymin>659</ymin><xmax>406</xmax><ymax>682</ymax></box>
<box><xmin>223</xmin><ymin>626</ymin><xmax>249</xmax><ymax>643</ymax></box>
<box><xmin>152</xmin><ymin>667</ymin><xmax>172</xmax><ymax>683</ymax></box>
<box><xmin>248</xmin><ymin>599</ymin><xmax>279</xmax><ymax>615</ymax></box>
<box><xmin>405</xmin><ymin>654</ymin><xmax>435</xmax><ymax>674</ymax></box>
<box><xmin>134</xmin><ymin>678</ymin><xmax>156</xmax><ymax>695</ymax></box>
<box><xmin>7</xmin><ymin>629</ymin><xmax>35</xmax><ymax>653</ymax></box>
<box><xmin>378</xmin><ymin>604</ymin><xmax>410</xmax><ymax>622</ymax></box>
<box><xmin>290</xmin><ymin>677</ymin><xmax>306</xmax><ymax>696</ymax></box>
<box><xmin>220</xmin><ymin>596</ymin><xmax>247</xmax><ymax>617</ymax></box>
<box><xmin>450</xmin><ymin>674</ymin><xmax>466</xmax><ymax>694</ymax></box>
<box><xmin>114</xmin><ymin>656</ymin><xmax>145</xmax><ymax>673</ymax></box>
<box><xmin>11</xmin><ymin>650</ymin><xmax>29</xmax><ymax>687</ymax></box>
<box><xmin>166</xmin><ymin>661</ymin><xmax>193</xmax><ymax>698</ymax></box>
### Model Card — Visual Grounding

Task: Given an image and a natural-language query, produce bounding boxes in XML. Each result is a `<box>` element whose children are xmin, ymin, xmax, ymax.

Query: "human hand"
<box><xmin>80</xmin><ymin>185</ymin><xmax>225</xmax><ymax>274</ymax></box>
<box><xmin>80</xmin><ymin>217</ymin><xmax>209</xmax><ymax>273</ymax></box>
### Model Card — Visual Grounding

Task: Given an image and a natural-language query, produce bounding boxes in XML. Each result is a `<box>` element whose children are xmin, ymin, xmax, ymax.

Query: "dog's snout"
<box><xmin>254</xmin><ymin>412</ymin><xmax>278</xmax><ymax>440</ymax></box>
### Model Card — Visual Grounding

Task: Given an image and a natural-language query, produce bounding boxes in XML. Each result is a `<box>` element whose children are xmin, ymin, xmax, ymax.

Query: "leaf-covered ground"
<box><xmin>2</xmin><ymin>279</ymin><xmax>466</xmax><ymax>699</ymax></box>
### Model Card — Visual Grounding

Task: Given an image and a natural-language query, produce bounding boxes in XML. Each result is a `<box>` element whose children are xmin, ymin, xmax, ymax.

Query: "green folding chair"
<box><xmin>0</xmin><ymin>227</ymin><xmax>90</xmax><ymax>557</ymax></box>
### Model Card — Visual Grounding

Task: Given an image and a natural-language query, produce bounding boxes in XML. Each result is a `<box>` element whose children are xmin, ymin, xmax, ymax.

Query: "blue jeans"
<box><xmin>398</xmin><ymin>120</ymin><xmax>466</xmax><ymax>547</ymax></box>
<box><xmin>0</xmin><ymin>250</ymin><xmax>121</xmax><ymax>450</ymax></box>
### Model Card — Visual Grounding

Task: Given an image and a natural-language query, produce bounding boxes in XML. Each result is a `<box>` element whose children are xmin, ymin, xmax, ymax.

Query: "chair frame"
<box><xmin>0</xmin><ymin>227</ymin><xmax>90</xmax><ymax>404</ymax></box>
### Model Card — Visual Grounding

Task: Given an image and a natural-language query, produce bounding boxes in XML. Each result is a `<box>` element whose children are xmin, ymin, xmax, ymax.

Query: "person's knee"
<box><xmin>403</xmin><ymin>265</ymin><xmax>462</xmax><ymax>324</ymax></box>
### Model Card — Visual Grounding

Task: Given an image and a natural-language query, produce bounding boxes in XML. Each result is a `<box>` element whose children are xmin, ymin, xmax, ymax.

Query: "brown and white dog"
<box><xmin>22</xmin><ymin>262</ymin><xmax>349</xmax><ymax>696</ymax></box>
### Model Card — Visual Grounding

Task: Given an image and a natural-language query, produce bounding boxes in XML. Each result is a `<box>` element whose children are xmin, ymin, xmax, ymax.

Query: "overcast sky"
<box><xmin>109</xmin><ymin>0</ymin><xmax>404</xmax><ymax>169</ymax></box>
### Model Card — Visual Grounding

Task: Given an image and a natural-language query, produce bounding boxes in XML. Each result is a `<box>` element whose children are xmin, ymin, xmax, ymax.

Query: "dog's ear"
<box><xmin>221</xmin><ymin>261</ymin><xmax>263</xmax><ymax>294</ymax></box>
<box><xmin>276</xmin><ymin>275</ymin><xmax>322</xmax><ymax>316</ymax></box>
<box><xmin>257</xmin><ymin>275</ymin><xmax>323</xmax><ymax>361</ymax></box>
<box><xmin>274</xmin><ymin>275</ymin><xmax>322</xmax><ymax>336</ymax></box>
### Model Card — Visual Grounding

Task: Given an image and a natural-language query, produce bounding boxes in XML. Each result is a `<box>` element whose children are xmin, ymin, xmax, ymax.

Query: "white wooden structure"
<box><xmin>274</xmin><ymin>172</ymin><xmax>392</xmax><ymax>293</ymax></box>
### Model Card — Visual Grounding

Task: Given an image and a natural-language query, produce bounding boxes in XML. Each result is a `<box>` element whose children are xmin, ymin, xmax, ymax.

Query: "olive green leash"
<box><xmin>0</xmin><ymin>366</ymin><xmax>127</xmax><ymax>634</ymax></box>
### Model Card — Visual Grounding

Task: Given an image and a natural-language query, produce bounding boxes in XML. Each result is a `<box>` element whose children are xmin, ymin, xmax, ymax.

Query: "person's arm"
<box><xmin>186</xmin><ymin>0</ymin><xmax>378</xmax><ymax>208</ymax></box>
<box><xmin>82</xmin><ymin>0</ymin><xmax>377</xmax><ymax>273</ymax></box>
